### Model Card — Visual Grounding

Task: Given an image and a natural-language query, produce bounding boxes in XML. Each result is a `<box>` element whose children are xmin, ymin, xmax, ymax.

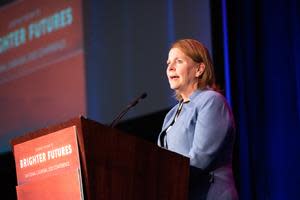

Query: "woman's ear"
<box><xmin>195</xmin><ymin>63</ymin><xmax>205</xmax><ymax>77</ymax></box>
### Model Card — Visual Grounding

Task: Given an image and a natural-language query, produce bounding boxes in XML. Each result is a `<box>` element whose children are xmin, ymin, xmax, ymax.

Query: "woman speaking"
<box><xmin>158</xmin><ymin>39</ymin><xmax>238</xmax><ymax>200</ymax></box>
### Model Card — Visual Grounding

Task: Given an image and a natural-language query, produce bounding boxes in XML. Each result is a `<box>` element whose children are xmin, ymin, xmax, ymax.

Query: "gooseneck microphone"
<box><xmin>110</xmin><ymin>92</ymin><xmax>147</xmax><ymax>128</ymax></box>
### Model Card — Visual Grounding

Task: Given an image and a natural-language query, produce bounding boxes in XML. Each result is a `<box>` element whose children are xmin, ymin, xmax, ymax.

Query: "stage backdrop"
<box><xmin>0</xmin><ymin>0</ymin><xmax>212</xmax><ymax>152</ymax></box>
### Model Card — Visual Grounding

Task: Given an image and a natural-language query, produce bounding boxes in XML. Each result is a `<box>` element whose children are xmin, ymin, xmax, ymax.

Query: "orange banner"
<box><xmin>0</xmin><ymin>0</ymin><xmax>86</xmax><ymax>153</ymax></box>
<box><xmin>13</xmin><ymin>126</ymin><xmax>81</xmax><ymax>185</ymax></box>
<box><xmin>0</xmin><ymin>0</ymin><xmax>84</xmax><ymax>83</ymax></box>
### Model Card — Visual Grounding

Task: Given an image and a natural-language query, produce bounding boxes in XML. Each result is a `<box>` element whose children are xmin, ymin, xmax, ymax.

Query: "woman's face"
<box><xmin>166</xmin><ymin>48</ymin><xmax>202</xmax><ymax>99</ymax></box>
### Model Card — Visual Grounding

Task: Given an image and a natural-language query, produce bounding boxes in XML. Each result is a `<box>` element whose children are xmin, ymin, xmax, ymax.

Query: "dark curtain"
<box><xmin>227</xmin><ymin>0</ymin><xmax>300</xmax><ymax>199</ymax></box>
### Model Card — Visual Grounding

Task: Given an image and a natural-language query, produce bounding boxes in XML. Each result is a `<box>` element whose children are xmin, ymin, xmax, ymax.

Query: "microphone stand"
<box><xmin>109</xmin><ymin>93</ymin><xmax>147</xmax><ymax>128</ymax></box>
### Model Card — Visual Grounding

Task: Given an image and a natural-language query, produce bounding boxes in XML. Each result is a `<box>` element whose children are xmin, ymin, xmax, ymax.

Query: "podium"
<box><xmin>11</xmin><ymin>116</ymin><xmax>189</xmax><ymax>200</ymax></box>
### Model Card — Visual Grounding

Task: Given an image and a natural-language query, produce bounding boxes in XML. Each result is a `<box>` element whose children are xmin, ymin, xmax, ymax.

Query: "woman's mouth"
<box><xmin>169</xmin><ymin>75</ymin><xmax>179</xmax><ymax>80</ymax></box>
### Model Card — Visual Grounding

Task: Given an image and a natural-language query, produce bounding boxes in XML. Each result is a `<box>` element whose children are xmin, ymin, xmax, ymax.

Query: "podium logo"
<box><xmin>19</xmin><ymin>144</ymin><xmax>72</xmax><ymax>169</ymax></box>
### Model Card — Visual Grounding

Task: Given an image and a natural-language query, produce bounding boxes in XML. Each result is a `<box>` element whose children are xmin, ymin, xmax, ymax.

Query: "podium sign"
<box><xmin>13</xmin><ymin>126</ymin><xmax>84</xmax><ymax>200</ymax></box>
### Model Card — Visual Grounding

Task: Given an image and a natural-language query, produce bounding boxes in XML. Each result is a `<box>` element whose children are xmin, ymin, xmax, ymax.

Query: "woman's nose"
<box><xmin>167</xmin><ymin>63</ymin><xmax>175</xmax><ymax>71</ymax></box>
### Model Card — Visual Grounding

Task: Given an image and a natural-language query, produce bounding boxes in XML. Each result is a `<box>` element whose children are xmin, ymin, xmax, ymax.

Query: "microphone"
<box><xmin>109</xmin><ymin>92</ymin><xmax>147</xmax><ymax>128</ymax></box>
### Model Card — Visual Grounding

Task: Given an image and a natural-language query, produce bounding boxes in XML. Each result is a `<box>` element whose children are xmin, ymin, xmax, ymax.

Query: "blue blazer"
<box><xmin>158</xmin><ymin>89</ymin><xmax>238</xmax><ymax>200</ymax></box>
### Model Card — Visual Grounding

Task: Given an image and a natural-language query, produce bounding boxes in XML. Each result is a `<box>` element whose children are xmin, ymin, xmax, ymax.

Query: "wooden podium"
<box><xmin>11</xmin><ymin>116</ymin><xmax>189</xmax><ymax>200</ymax></box>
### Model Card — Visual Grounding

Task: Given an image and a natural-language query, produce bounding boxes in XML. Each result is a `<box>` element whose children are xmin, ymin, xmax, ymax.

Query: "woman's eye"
<box><xmin>176</xmin><ymin>59</ymin><xmax>183</xmax><ymax>63</ymax></box>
